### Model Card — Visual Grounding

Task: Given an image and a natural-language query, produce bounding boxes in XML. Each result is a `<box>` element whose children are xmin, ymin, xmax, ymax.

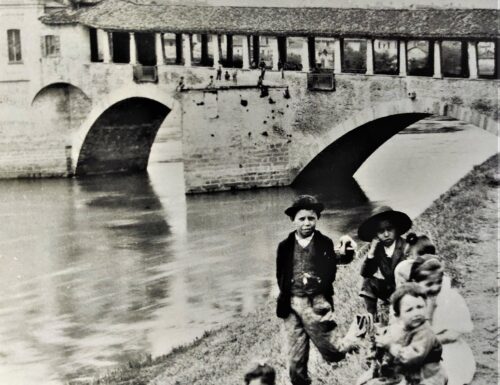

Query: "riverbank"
<box><xmin>84</xmin><ymin>154</ymin><xmax>498</xmax><ymax>385</ymax></box>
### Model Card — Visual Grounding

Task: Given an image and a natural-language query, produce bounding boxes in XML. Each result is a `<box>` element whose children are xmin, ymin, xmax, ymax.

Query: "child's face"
<box><xmin>376</xmin><ymin>220</ymin><xmax>396</xmax><ymax>246</ymax></box>
<box><xmin>399</xmin><ymin>294</ymin><xmax>427</xmax><ymax>329</ymax></box>
<box><xmin>418</xmin><ymin>273</ymin><xmax>443</xmax><ymax>297</ymax></box>
<box><xmin>293</xmin><ymin>209</ymin><xmax>318</xmax><ymax>238</ymax></box>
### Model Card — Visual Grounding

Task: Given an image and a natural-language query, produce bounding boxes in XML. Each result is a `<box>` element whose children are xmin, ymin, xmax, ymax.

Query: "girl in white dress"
<box><xmin>410</xmin><ymin>257</ymin><xmax>476</xmax><ymax>385</ymax></box>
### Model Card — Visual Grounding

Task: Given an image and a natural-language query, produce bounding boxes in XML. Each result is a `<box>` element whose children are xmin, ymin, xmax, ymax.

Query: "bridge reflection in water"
<box><xmin>0</xmin><ymin>119</ymin><xmax>496</xmax><ymax>383</ymax></box>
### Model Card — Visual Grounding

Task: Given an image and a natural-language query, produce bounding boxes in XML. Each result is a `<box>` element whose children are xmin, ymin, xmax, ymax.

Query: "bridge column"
<box><xmin>399</xmin><ymin>40</ymin><xmax>407</xmax><ymax>76</ymax></box>
<box><xmin>242</xmin><ymin>35</ymin><xmax>250</xmax><ymax>69</ymax></box>
<box><xmin>433</xmin><ymin>40</ymin><xmax>442</xmax><ymax>78</ymax></box>
<box><xmin>366</xmin><ymin>39</ymin><xmax>374</xmax><ymax>75</ymax></box>
<box><xmin>301</xmin><ymin>37</ymin><xmax>310</xmax><ymax>72</ymax></box>
<box><xmin>212</xmin><ymin>35</ymin><xmax>220</xmax><ymax>66</ymax></box>
<box><xmin>129</xmin><ymin>32</ymin><xmax>137</xmax><ymax>65</ymax></box>
<box><xmin>271</xmin><ymin>37</ymin><xmax>279</xmax><ymax>70</ymax></box>
<box><xmin>467</xmin><ymin>41</ymin><xmax>478</xmax><ymax>79</ymax></box>
<box><xmin>333</xmin><ymin>38</ymin><xmax>342</xmax><ymax>74</ymax></box>
<box><xmin>99</xmin><ymin>29</ymin><xmax>111</xmax><ymax>63</ymax></box>
<box><xmin>155</xmin><ymin>33</ymin><xmax>164</xmax><ymax>65</ymax></box>
<box><xmin>183</xmin><ymin>34</ymin><xmax>192</xmax><ymax>67</ymax></box>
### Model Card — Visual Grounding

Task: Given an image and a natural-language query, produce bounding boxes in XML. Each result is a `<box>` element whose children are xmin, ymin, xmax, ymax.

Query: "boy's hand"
<box><xmin>368</xmin><ymin>238</ymin><xmax>380</xmax><ymax>259</ymax></box>
<box><xmin>337</xmin><ymin>235</ymin><xmax>357</xmax><ymax>255</ymax></box>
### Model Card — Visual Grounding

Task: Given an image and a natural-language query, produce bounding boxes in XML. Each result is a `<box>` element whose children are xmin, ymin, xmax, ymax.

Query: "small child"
<box><xmin>358</xmin><ymin>283</ymin><xmax>447</xmax><ymax>385</ymax></box>
<box><xmin>358</xmin><ymin>206</ymin><xmax>413</xmax><ymax>322</ymax></box>
<box><xmin>411</xmin><ymin>257</ymin><xmax>475</xmax><ymax>385</ymax></box>
<box><xmin>244</xmin><ymin>362</ymin><xmax>275</xmax><ymax>385</ymax></box>
<box><xmin>395</xmin><ymin>233</ymin><xmax>436</xmax><ymax>287</ymax></box>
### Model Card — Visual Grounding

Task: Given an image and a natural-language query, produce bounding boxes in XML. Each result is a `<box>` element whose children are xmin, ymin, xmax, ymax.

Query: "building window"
<box><xmin>373</xmin><ymin>39</ymin><xmax>398</xmax><ymax>75</ymax></box>
<box><xmin>342</xmin><ymin>39</ymin><xmax>367</xmax><ymax>73</ymax></box>
<box><xmin>41</xmin><ymin>35</ymin><xmax>60</xmax><ymax>57</ymax></box>
<box><xmin>477</xmin><ymin>41</ymin><xmax>496</xmax><ymax>78</ymax></box>
<box><xmin>284</xmin><ymin>37</ymin><xmax>304</xmax><ymax>71</ymax></box>
<box><xmin>7</xmin><ymin>29</ymin><xmax>22</xmax><ymax>63</ymax></box>
<box><xmin>192</xmin><ymin>33</ymin><xmax>213</xmax><ymax>66</ymax></box>
<box><xmin>441</xmin><ymin>40</ymin><xmax>468</xmax><ymax>78</ymax></box>
<box><xmin>164</xmin><ymin>33</ymin><xmax>182</xmax><ymax>64</ymax></box>
<box><xmin>111</xmin><ymin>32</ymin><xmax>129</xmax><ymax>63</ymax></box>
<box><xmin>314</xmin><ymin>37</ymin><xmax>335</xmax><ymax>70</ymax></box>
<box><xmin>259</xmin><ymin>36</ymin><xmax>277</xmax><ymax>69</ymax></box>
<box><xmin>407</xmin><ymin>40</ymin><xmax>432</xmax><ymax>76</ymax></box>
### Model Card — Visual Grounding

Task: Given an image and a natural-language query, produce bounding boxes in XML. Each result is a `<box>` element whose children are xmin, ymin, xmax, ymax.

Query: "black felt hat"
<box><xmin>285</xmin><ymin>195</ymin><xmax>324</xmax><ymax>219</ymax></box>
<box><xmin>357</xmin><ymin>206</ymin><xmax>412</xmax><ymax>242</ymax></box>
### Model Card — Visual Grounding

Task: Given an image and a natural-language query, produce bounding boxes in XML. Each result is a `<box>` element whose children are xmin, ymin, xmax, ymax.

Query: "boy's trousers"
<box><xmin>284</xmin><ymin>294</ymin><xmax>344</xmax><ymax>385</ymax></box>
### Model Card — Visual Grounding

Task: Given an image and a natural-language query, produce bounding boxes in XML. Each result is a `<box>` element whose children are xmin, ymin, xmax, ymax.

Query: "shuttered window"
<box><xmin>41</xmin><ymin>35</ymin><xmax>60</xmax><ymax>57</ymax></box>
<box><xmin>7</xmin><ymin>29</ymin><xmax>22</xmax><ymax>63</ymax></box>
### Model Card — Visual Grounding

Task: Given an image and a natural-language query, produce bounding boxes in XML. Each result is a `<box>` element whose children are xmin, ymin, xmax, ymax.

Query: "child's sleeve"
<box><xmin>391</xmin><ymin>328</ymin><xmax>436</xmax><ymax>367</ymax></box>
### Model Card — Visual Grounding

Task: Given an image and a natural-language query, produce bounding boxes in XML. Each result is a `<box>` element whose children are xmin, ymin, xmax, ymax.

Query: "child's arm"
<box><xmin>389</xmin><ymin>328</ymin><xmax>436</xmax><ymax>367</ymax></box>
<box><xmin>435</xmin><ymin>329</ymin><xmax>462</xmax><ymax>344</ymax></box>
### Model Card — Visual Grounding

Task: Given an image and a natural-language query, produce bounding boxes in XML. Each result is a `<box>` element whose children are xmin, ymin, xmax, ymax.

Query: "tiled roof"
<box><xmin>40</xmin><ymin>0</ymin><xmax>500</xmax><ymax>39</ymax></box>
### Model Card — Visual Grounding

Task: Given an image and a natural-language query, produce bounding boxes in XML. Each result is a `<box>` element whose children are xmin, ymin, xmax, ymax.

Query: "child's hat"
<box><xmin>284</xmin><ymin>195</ymin><xmax>324</xmax><ymax>219</ymax></box>
<box><xmin>357</xmin><ymin>206</ymin><xmax>412</xmax><ymax>242</ymax></box>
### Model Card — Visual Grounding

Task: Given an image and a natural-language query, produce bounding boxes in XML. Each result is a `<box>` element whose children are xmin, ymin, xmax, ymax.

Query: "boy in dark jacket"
<box><xmin>276</xmin><ymin>195</ymin><xmax>345</xmax><ymax>385</ymax></box>
<box><xmin>357</xmin><ymin>206</ymin><xmax>412</xmax><ymax>322</ymax></box>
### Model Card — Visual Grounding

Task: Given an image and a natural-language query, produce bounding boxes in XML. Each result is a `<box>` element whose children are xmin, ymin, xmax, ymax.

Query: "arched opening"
<box><xmin>76</xmin><ymin>97</ymin><xmax>170</xmax><ymax>176</ymax></box>
<box><xmin>293</xmin><ymin>113</ymin><xmax>430</xmax><ymax>187</ymax></box>
<box><xmin>32</xmin><ymin>83</ymin><xmax>91</xmax><ymax>133</ymax></box>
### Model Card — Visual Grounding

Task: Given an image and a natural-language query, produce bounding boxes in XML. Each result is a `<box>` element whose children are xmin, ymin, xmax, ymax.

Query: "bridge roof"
<box><xmin>40</xmin><ymin>0</ymin><xmax>499</xmax><ymax>39</ymax></box>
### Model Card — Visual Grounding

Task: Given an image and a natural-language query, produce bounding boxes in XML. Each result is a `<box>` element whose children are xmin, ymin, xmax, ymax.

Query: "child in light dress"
<box><xmin>410</xmin><ymin>257</ymin><xmax>475</xmax><ymax>385</ymax></box>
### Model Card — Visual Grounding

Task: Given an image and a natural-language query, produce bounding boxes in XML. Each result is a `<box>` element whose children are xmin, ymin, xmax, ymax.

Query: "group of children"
<box><xmin>257</xmin><ymin>195</ymin><xmax>476</xmax><ymax>385</ymax></box>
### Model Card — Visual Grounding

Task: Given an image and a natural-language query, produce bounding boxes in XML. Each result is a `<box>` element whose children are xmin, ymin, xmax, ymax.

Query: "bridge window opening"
<box><xmin>259</xmin><ymin>36</ymin><xmax>277</xmax><ymax>69</ymax></box>
<box><xmin>7</xmin><ymin>29</ymin><xmax>22</xmax><ymax>63</ymax></box>
<box><xmin>441</xmin><ymin>40</ymin><xmax>468</xmax><ymax>78</ymax></box>
<box><xmin>231</xmin><ymin>36</ymin><xmax>245</xmax><ymax>68</ymax></box>
<box><xmin>163</xmin><ymin>33</ymin><xmax>182</xmax><ymax>64</ymax></box>
<box><xmin>111</xmin><ymin>32</ymin><xmax>130</xmax><ymax>64</ymax></box>
<box><xmin>314</xmin><ymin>37</ymin><xmax>335</xmax><ymax>70</ymax></box>
<box><xmin>407</xmin><ymin>40</ymin><xmax>432</xmax><ymax>76</ymax></box>
<box><xmin>89</xmin><ymin>28</ymin><xmax>100</xmax><ymax>62</ymax></box>
<box><xmin>284</xmin><ymin>37</ymin><xmax>304</xmax><ymax>71</ymax></box>
<box><xmin>41</xmin><ymin>35</ymin><xmax>60</xmax><ymax>58</ymax></box>
<box><xmin>342</xmin><ymin>38</ymin><xmax>367</xmax><ymax>73</ymax></box>
<box><xmin>136</xmin><ymin>32</ymin><xmax>156</xmax><ymax>66</ymax></box>
<box><xmin>373</xmin><ymin>39</ymin><xmax>398</xmax><ymax>75</ymax></box>
<box><xmin>477</xmin><ymin>41</ymin><xmax>496</xmax><ymax>78</ymax></box>
<box><xmin>192</xmin><ymin>33</ymin><xmax>213</xmax><ymax>66</ymax></box>
<box><xmin>221</xmin><ymin>35</ymin><xmax>240</xmax><ymax>68</ymax></box>
<box><xmin>249</xmin><ymin>35</ymin><xmax>260</xmax><ymax>68</ymax></box>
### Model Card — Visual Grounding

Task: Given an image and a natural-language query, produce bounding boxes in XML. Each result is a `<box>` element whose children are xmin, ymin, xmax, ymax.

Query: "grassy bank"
<box><xmin>83</xmin><ymin>154</ymin><xmax>498</xmax><ymax>385</ymax></box>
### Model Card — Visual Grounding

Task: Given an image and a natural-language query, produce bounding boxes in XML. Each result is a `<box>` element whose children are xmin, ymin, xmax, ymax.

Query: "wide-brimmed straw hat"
<box><xmin>357</xmin><ymin>206</ymin><xmax>412</xmax><ymax>242</ymax></box>
<box><xmin>284</xmin><ymin>195</ymin><xmax>324</xmax><ymax>219</ymax></box>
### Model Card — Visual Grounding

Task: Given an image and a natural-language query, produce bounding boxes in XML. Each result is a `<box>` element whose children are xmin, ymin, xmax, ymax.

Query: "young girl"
<box><xmin>410</xmin><ymin>257</ymin><xmax>475</xmax><ymax>385</ymax></box>
<box><xmin>395</xmin><ymin>233</ymin><xmax>436</xmax><ymax>287</ymax></box>
<box><xmin>358</xmin><ymin>283</ymin><xmax>447</xmax><ymax>385</ymax></box>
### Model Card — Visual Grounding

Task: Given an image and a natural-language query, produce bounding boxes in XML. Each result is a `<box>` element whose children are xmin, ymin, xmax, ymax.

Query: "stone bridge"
<box><xmin>0</xmin><ymin>1</ymin><xmax>498</xmax><ymax>192</ymax></box>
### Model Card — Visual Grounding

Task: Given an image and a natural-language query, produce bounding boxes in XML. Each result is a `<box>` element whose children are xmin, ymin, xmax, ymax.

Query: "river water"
<box><xmin>0</xmin><ymin>118</ymin><xmax>496</xmax><ymax>384</ymax></box>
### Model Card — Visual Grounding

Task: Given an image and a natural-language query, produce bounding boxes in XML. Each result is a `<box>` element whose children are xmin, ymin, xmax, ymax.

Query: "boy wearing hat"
<box><xmin>357</xmin><ymin>206</ymin><xmax>412</xmax><ymax>322</ymax></box>
<box><xmin>276</xmin><ymin>195</ymin><xmax>345</xmax><ymax>385</ymax></box>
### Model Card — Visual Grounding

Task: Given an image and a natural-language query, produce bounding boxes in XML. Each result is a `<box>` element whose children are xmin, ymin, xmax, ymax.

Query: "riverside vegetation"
<box><xmin>81</xmin><ymin>154</ymin><xmax>498</xmax><ymax>385</ymax></box>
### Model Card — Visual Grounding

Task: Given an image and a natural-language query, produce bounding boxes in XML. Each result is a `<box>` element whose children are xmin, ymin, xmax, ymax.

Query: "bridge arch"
<box><xmin>71</xmin><ymin>84</ymin><xmax>179</xmax><ymax>175</ymax></box>
<box><xmin>31</xmin><ymin>83</ymin><xmax>92</xmax><ymax>134</ymax></box>
<box><xmin>291</xmin><ymin>98</ymin><xmax>496</xmax><ymax>185</ymax></box>
<box><xmin>72</xmin><ymin>86</ymin><xmax>177</xmax><ymax>176</ymax></box>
